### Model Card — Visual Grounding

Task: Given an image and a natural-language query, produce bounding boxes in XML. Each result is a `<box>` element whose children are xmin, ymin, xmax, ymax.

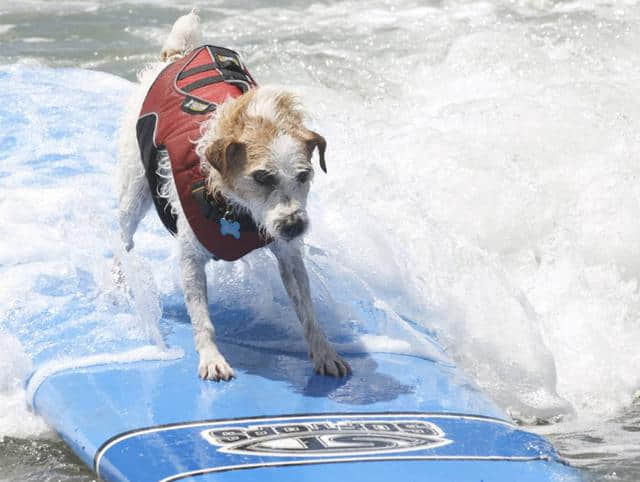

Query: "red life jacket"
<box><xmin>137</xmin><ymin>45</ymin><xmax>270</xmax><ymax>261</ymax></box>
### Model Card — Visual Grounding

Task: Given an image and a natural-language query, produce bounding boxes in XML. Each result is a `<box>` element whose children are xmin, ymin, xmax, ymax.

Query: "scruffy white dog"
<box><xmin>116</xmin><ymin>12</ymin><xmax>350</xmax><ymax>381</ymax></box>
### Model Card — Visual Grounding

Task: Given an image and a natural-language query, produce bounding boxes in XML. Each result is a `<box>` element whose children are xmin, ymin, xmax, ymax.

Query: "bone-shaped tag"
<box><xmin>220</xmin><ymin>218</ymin><xmax>241</xmax><ymax>239</ymax></box>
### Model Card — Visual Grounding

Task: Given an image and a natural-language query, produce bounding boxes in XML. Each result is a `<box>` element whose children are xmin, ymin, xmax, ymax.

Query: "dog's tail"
<box><xmin>161</xmin><ymin>9</ymin><xmax>203</xmax><ymax>62</ymax></box>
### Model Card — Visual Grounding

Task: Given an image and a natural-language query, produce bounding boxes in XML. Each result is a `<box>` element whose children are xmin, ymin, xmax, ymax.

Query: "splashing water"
<box><xmin>0</xmin><ymin>65</ymin><xmax>180</xmax><ymax>447</ymax></box>
<box><xmin>1</xmin><ymin>0</ymin><xmax>640</xmax><ymax>480</ymax></box>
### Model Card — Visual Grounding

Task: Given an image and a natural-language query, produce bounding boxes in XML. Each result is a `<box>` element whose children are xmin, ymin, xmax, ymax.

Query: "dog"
<box><xmin>116</xmin><ymin>11</ymin><xmax>350</xmax><ymax>381</ymax></box>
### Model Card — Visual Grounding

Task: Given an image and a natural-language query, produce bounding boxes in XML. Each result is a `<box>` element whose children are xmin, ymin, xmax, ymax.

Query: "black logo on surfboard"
<box><xmin>201</xmin><ymin>419</ymin><xmax>451</xmax><ymax>457</ymax></box>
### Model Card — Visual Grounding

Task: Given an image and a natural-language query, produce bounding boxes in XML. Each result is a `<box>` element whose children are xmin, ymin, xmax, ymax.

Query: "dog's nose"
<box><xmin>279</xmin><ymin>212</ymin><xmax>307</xmax><ymax>240</ymax></box>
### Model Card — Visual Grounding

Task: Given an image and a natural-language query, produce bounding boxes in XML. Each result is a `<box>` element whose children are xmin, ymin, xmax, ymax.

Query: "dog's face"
<box><xmin>204</xmin><ymin>97</ymin><xmax>326</xmax><ymax>241</ymax></box>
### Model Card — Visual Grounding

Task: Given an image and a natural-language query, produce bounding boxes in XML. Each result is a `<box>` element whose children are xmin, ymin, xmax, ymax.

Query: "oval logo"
<box><xmin>202</xmin><ymin>419</ymin><xmax>451</xmax><ymax>457</ymax></box>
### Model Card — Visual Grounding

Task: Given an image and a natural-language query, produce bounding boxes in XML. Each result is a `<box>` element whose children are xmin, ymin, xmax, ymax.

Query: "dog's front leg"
<box><xmin>180</xmin><ymin>247</ymin><xmax>234</xmax><ymax>381</ymax></box>
<box><xmin>271</xmin><ymin>242</ymin><xmax>350</xmax><ymax>377</ymax></box>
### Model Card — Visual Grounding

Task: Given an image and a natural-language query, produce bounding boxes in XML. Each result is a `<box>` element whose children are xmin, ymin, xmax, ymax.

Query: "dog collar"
<box><xmin>191</xmin><ymin>180</ymin><xmax>259</xmax><ymax>237</ymax></box>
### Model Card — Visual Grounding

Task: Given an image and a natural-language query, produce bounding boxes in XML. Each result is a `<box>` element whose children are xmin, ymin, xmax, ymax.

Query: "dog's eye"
<box><xmin>297</xmin><ymin>171</ymin><xmax>311</xmax><ymax>184</ymax></box>
<box><xmin>252</xmin><ymin>170</ymin><xmax>277</xmax><ymax>187</ymax></box>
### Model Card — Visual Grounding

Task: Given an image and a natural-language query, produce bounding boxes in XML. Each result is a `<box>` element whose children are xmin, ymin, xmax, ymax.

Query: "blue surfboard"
<box><xmin>2</xmin><ymin>65</ymin><xmax>582</xmax><ymax>481</ymax></box>
<box><xmin>29</xmin><ymin>319</ymin><xmax>582</xmax><ymax>482</ymax></box>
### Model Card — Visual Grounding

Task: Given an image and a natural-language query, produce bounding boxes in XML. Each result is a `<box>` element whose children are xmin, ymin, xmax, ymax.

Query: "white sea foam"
<box><xmin>21</xmin><ymin>37</ymin><xmax>55</xmax><ymax>43</ymax></box>
<box><xmin>0</xmin><ymin>334</ymin><xmax>51</xmax><ymax>439</ymax></box>
<box><xmin>0</xmin><ymin>65</ymin><xmax>180</xmax><ymax>440</ymax></box>
<box><xmin>210</xmin><ymin>0</ymin><xmax>640</xmax><ymax>421</ymax></box>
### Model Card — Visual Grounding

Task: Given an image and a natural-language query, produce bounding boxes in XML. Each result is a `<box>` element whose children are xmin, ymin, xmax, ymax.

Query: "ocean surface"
<box><xmin>1</xmin><ymin>0</ymin><xmax>640</xmax><ymax>480</ymax></box>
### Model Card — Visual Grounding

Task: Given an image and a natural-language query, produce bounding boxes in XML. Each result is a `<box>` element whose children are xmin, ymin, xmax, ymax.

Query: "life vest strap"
<box><xmin>177</xmin><ymin>63</ymin><xmax>218</xmax><ymax>80</ymax></box>
<box><xmin>182</xmin><ymin>76</ymin><xmax>225</xmax><ymax>93</ymax></box>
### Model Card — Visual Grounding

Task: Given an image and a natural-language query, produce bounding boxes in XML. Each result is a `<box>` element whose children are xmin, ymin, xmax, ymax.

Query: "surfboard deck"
<box><xmin>30</xmin><ymin>312</ymin><xmax>581</xmax><ymax>482</ymax></box>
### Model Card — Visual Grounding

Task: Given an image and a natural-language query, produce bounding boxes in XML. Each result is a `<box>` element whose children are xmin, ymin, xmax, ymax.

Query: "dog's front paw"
<box><xmin>311</xmin><ymin>345</ymin><xmax>351</xmax><ymax>377</ymax></box>
<box><xmin>198</xmin><ymin>348</ymin><xmax>235</xmax><ymax>381</ymax></box>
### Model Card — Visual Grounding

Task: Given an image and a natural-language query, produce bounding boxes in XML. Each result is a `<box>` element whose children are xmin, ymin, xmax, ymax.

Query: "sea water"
<box><xmin>1</xmin><ymin>0</ymin><xmax>639</xmax><ymax>480</ymax></box>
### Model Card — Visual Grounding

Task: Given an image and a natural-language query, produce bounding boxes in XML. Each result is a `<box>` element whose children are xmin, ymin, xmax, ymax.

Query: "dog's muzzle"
<box><xmin>277</xmin><ymin>210</ymin><xmax>308</xmax><ymax>240</ymax></box>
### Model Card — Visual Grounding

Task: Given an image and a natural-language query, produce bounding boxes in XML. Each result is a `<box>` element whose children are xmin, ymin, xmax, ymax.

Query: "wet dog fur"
<box><xmin>116</xmin><ymin>11</ymin><xmax>350</xmax><ymax>381</ymax></box>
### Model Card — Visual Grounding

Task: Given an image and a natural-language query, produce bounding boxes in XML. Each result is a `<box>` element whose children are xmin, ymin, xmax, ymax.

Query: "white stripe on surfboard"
<box><xmin>158</xmin><ymin>455</ymin><xmax>553</xmax><ymax>482</ymax></box>
<box><xmin>94</xmin><ymin>412</ymin><xmax>519</xmax><ymax>478</ymax></box>
<box><xmin>26</xmin><ymin>345</ymin><xmax>183</xmax><ymax>407</ymax></box>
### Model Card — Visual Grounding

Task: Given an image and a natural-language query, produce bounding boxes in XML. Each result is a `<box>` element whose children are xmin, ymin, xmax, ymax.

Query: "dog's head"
<box><xmin>198</xmin><ymin>88</ymin><xmax>327</xmax><ymax>242</ymax></box>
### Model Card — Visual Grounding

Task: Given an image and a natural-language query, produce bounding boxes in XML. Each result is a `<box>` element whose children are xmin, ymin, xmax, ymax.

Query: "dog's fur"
<box><xmin>116</xmin><ymin>11</ymin><xmax>350</xmax><ymax>381</ymax></box>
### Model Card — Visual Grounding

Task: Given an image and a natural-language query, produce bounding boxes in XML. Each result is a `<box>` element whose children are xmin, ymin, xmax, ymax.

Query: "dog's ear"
<box><xmin>304</xmin><ymin>130</ymin><xmax>327</xmax><ymax>173</ymax></box>
<box><xmin>205</xmin><ymin>138</ymin><xmax>247</xmax><ymax>177</ymax></box>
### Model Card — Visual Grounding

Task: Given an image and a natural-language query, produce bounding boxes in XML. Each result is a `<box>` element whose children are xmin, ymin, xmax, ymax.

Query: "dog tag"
<box><xmin>220</xmin><ymin>218</ymin><xmax>241</xmax><ymax>239</ymax></box>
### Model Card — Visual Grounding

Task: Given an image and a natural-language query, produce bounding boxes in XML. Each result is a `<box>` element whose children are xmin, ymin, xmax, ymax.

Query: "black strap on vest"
<box><xmin>182</xmin><ymin>76</ymin><xmax>225</xmax><ymax>93</ymax></box>
<box><xmin>136</xmin><ymin>115</ymin><xmax>178</xmax><ymax>235</ymax></box>
<box><xmin>177</xmin><ymin>63</ymin><xmax>218</xmax><ymax>80</ymax></box>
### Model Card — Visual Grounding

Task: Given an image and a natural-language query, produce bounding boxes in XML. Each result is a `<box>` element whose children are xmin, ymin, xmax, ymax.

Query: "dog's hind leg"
<box><xmin>270</xmin><ymin>241</ymin><xmax>351</xmax><ymax>377</ymax></box>
<box><xmin>112</xmin><ymin>158</ymin><xmax>150</xmax><ymax>290</ymax></box>
<box><xmin>112</xmin><ymin>109</ymin><xmax>152</xmax><ymax>290</ymax></box>
<box><xmin>118</xmin><ymin>173</ymin><xmax>151</xmax><ymax>252</ymax></box>
<box><xmin>117</xmin><ymin>126</ymin><xmax>152</xmax><ymax>252</ymax></box>
<box><xmin>180</xmin><ymin>245</ymin><xmax>234</xmax><ymax>381</ymax></box>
